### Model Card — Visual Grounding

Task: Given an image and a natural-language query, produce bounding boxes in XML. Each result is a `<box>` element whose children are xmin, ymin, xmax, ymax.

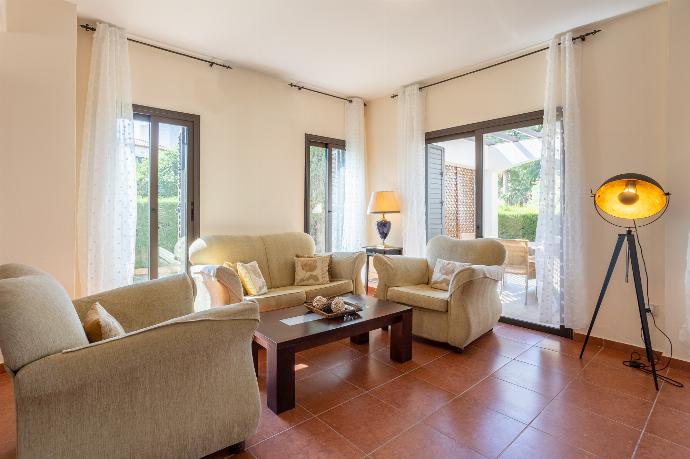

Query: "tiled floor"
<box><xmin>2</xmin><ymin>323</ymin><xmax>690</xmax><ymax>458</ymax></box>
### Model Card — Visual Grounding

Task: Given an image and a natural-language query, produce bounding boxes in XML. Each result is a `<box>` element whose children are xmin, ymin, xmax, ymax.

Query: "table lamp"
<box><xmin>580</xmin><ymin>173</ymin><xmax>670</xmax><ymax>390</ymax></box>
<box><xmin>367</xmin><ymin>191</ymin><xmax>401</xmax><ymax>247</ymax></box>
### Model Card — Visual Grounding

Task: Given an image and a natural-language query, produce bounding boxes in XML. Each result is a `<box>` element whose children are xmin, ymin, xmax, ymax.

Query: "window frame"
<box><xmin>304</xmin><ymin>133</ymin><xmax>346</xmax><ymax>253</ymax></box>
<box><xmin>133</xmin><ymin>104</ymin><xmax>201</xmax><ymax>278</ymax></box>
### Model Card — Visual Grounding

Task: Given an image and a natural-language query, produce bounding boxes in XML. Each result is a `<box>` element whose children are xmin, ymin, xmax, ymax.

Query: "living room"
<box><xmin>1</xmin><ymin>0</ymin><xmax>690</xmax><ymax>457</ymax></box>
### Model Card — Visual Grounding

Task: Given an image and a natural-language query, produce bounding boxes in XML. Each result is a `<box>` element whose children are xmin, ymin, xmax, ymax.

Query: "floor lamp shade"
<box><xmin>368</xmin><ymin>191</ymin><xmax>401</xmax><ymax>246</ymax></box>
<box><xmin>594</xmin><ymin>173</ymin><xmax>668</xmax><ymax>220</ymax></box>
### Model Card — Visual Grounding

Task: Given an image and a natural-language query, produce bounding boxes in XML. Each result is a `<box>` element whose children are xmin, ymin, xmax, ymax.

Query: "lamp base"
<box><xmin>579</xmin><ymin>229</ymin><xmax>659</xmax><ymax>390</ymax></box>
<box><xmin>376</xmin><ymin>215</ymin><xmax>392</xmax><ymax>247</ymax></box>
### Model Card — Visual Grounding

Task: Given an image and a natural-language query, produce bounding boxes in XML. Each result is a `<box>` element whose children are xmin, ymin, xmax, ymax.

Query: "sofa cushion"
<box><xmin>429</xmin><ymin>259</ymin><xmax>470</xmax><ymax>290</ymax></box>
<box><xmin>237</xmin><ymin>261</ymin><xmax>269</xmax><ymax>295</ymax></box>
<box><xmin>294</xmin><ymin>255</ymin><xmax>330</xmax><ymax>286</ymax></box>
<box><xmin>0</xmin><ymin>264</ymin><xmax>89</xmax><ymax>371</ymax></box>
<box><xmin>387</xmin><ymin>284</ymin><xmax>449</xmax><ymax>312</ymax></box>
<box><xmin>262</xmin><ymin>233</ymin><xmax>315</xmax><ymax>288</ymax></box>
<box><xmin>247</xmin><ymin>287</ymin><xmax>307</xmax><ymax>312</ymax></box>
<box><xmin>301</xmin><ymin>280</ymin><xmax>354</xmax><ymax>301</ymax></box>
<box><xmin>82</xmin><ymin>302</ymin><xmax>126</xmax><ymax>343</ymax></box>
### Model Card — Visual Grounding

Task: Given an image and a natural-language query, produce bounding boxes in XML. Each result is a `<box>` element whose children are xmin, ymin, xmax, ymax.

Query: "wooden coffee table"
<box><xmin>252</xmin><ymin>294</ymin><xmax>412</xmax><ymax>414</ymax></box>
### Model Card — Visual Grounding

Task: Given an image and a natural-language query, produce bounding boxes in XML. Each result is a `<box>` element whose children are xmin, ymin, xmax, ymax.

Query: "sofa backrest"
<box><xmin>189</xmin><ymin>232</ymin><xmax>315</xmax><ymax>289</ymax></box>
<box><xmin>0</xmin><ymin>264</ymin><xmax>89</xmax><ymax>371</ymax></box>
<box><xmin>426</xmin><ymin>235</ymin><xmax>506</xmax><ymax>272</ymax></box>
<box><xmin>261</xmin><ymin>233</ymin><xmax>315</xmax><ymax>288</ymax></box>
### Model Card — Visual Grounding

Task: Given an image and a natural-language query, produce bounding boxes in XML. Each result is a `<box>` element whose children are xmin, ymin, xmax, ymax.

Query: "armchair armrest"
<box><xmin>325</xmin><ymin>251</ymin><xmax>367</xmax><ymax>294</ymax></box>
<box><xmin>448</xmin><ymin>265</ymin><xmax>504</xmax><ymax>296</ymax></box>
<box><xmin>372</xmin><ymin>255</ymin><xmax>428</xmax><ymax>299</ymax></box>
<box><xmin>72</xmin><ymin>273</ymin><xmax>195</xmax><ymax>332</ymax></box>
<box><xmin>446</xmin><ymin>265</ymin><xmax>504</xmax><ymax>348</ymax></box>
<box><xmin>13</xmin><ymin>302</ymin><xmax>261</xmax><ymax>457</ymax></box>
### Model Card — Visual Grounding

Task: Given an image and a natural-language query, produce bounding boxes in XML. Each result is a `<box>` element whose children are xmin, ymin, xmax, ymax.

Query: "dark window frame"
<box><xmin>425</xmin><ymin>110</ymin><xmax>571</xmax><ymax>338</ymax></box>
<box><xmin>133</xmin><ymin>104</ymin><xmax>200</xmax><ymax>278</ymax></box>
<box><xmin>304</xmin><ymin>134</ymin><xmax>346</xmax><ymax>252</ymax></box>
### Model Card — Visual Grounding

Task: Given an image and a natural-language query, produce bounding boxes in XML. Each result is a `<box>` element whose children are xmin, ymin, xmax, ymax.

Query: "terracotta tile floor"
<box><xmin>2</xmin><ymin>323</ymin><xmax>690</xmax><ymax>458</ymax></box>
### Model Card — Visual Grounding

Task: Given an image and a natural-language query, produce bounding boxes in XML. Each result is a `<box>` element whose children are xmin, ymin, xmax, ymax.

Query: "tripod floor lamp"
<box><xmin>579</xmin><ymin>173</ymin><xmax>670</xmax><ymax>390</ymax></box>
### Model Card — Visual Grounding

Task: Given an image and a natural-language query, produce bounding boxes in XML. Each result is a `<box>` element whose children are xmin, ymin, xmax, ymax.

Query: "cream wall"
<box><xmin>663</xmin><ymin>0</ymin><xmax>690</xmax><ymax>362</ymax></box>
<box><xmin>366</xmin><ymin>3</ymin><xmax>688</xmax><ymax>359</ymax></box>
<box><xmin>0</xmin><ymin>0</ymin><xmax>77</xmax><ymax>295</ymax></box>
<box><xmin>75</xmin><ymin>25</ymin><xmax>346</xmax><ymax>292</ymax></box>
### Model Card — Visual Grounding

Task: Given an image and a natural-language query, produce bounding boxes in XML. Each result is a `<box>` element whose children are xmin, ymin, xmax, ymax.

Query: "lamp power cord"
<box><xmin>622</xmin><ymin>220</ymin><xmax>683</xmax><ymax>388</ymax></box>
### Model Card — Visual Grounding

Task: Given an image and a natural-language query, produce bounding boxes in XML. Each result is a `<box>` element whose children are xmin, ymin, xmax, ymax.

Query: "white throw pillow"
<box><xmin>236</xmin><ymin>261</ymin><xmax>269</xmax><ymax>296</ymax></box>
<box><xmin>429</xmin><ymin>259</ymin><xmax>471</xmax><ymax>290</ymax></box>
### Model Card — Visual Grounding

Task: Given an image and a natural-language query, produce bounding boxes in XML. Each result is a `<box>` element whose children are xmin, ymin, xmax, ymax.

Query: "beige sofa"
<box><xmin>189</xmin><ymin>232</ymin><xmax>366</xmax><ymax>312</ymax></box>
<box><xmin>0</xmin><ymin>264</ymin><xmax>260</xmax><ymax>459</ymax></box>
<box><xmin>374</xmin><ymin>235</ymin><xmax>506</xmax><ymax>350</ymax></box>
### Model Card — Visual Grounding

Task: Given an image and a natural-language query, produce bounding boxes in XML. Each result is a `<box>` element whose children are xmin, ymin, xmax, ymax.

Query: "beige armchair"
<box><xmin>374</xmin><ymin>236</ymin><xmax>506</xmax><ymax>350</ymax></box>
<box><xmin>0</xmin><ymin>264</ymin><xmax>260</xmax><ymax>459</ymax></box>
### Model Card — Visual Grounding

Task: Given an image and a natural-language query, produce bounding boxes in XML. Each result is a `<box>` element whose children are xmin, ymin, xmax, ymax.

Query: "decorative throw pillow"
<box><xmin>236</xmin><ymin>261</ymin><xmax>268</xmax><ymax>296</ymax></box>
<box><xmin>82</xmin><ymin>302</ymin><xmax>126</xmax><ymax>343</ymax></box>
<box><xmin>429</xmin><ymin>259</ymin><xmax>471</xmax><ymax>290</ymax></box>
<box><xmin>294</xmin><ymin>255</ymin><xmax>330</xmax><ymax>286</ymax></box>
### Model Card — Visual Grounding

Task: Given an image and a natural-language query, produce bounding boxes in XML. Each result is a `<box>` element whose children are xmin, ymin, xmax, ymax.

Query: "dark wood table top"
<box><xmin>255</xmin><ymin>294</ymin><xmax>411</xmax><ymax>347</ymax></box>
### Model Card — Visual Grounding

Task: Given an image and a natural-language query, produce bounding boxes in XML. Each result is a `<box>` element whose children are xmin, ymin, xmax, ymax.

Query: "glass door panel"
<box><xmin>307</xmin><ymin>144</ymin><xmax>328</xmax><ymax>253</ymax></box>
<box><xmin>133</xmin><ymin>117</ymin><xmax>151</xmax><ymax>283</ymax></box>
<box><xmin>132</xmin><ymin>107</ymin><xmax>196</xmax><ymax>283</ymax></box>
<box><xmin>482</xmin><ymin>124</ymin><xmax>544</xmax><ymax>322</ymax></box>
<box><xmin>157</xmin><ymin>122</ymin><xmax>189</xmax><ymax>278</ymax></box>
<box><xmin>330</xmin><ymin>146</ymin><xmax>346</xmax><ymax>251</ymax></box>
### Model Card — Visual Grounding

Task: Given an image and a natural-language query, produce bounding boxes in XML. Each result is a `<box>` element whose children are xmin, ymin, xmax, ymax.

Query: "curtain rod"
<box><xmin>390</xmin><ymin>29</ymin><xmax>601</xmax><ymax>99</ymax></box>
<box><xmin>79</xmin><ymin>23</ymin><xmax>232</xmax><ymax>70</ymax></box>
<box><xmin>288</xmin><ymin>83</ymin><xmax>357</xmax><ymax>103</ymax></box>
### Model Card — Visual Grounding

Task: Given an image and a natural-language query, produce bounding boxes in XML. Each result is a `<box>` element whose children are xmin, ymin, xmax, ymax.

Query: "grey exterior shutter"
<box><xmin>426</xmin><ymin>144</ymin><xmax>445</xmax><ymax>241</ymax></box>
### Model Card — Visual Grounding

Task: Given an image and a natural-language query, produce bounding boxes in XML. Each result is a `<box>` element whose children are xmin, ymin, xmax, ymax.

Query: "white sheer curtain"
<box><xmin>536</xmin><ymin>32</ymin><xmax>588</xmax><ymax>327</ymax></box>
<box><xmin>397</xmin><ymin>84</ymin><xmax>426</xmax><ymax>257</ymax></box>
<box><xmin>333</xmin><ymin>98</ymin><xmax>367</xmax><ymax>251</ymax></box>
<box><xmin>78</xmin><ymin>23</ymin><xmax>137</xmax><ymax>295</ymax></box>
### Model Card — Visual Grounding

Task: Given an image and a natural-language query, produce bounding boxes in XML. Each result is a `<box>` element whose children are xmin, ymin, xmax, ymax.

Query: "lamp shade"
<box><xmin>367</xmin><ymin>191</ymin><xmax>401</xmax><ymax>214</ymax></box>
<box><xmin>594</xmin><ymin>173</ymin><xmax>668</xmax><ymax>220</ymax></box>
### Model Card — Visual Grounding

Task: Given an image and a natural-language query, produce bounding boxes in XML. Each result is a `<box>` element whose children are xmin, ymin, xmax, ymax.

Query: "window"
<box><xmin>133</xmin><ymin>105</ymin><xmax>200</xmax><ymax>281</ymax></box>
<box><xmin>304</xmin><ymin>134</ymin><xmax>346</xmax><ymax>253</ymax></box>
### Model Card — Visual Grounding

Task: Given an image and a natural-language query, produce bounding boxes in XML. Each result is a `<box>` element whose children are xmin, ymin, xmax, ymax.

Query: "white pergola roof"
<box><xmin>435</xmin><ymin>130</ymin><xmax>542</xmax><ymax>172</ymax></box>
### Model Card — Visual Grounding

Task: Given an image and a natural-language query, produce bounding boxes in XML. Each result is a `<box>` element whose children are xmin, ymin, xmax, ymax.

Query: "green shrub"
<box><xmin>498</xmin><ymin>206</ymin><xmax>538</xmax><ymax>241</ymax></box>
<box><xmin>135</xmin><ymin>197</ymin><xmax>182</xmax><ymax>268</ymax></box>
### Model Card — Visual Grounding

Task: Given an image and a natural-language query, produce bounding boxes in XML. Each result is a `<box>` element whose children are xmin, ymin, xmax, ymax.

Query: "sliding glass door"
<box><xmin>133</xmin><ymin>105</ymin><xmax>200</xmax><ymax>282</ymax></box>
<box><xmin>304</xmin><ymin>134</ymin><xmax>345</xmax><ymax>253</ymax></box>
<box><xmin>425</xmin><ymin>111</ymin><xmax>568</xmax><ymax>334</ymax></box>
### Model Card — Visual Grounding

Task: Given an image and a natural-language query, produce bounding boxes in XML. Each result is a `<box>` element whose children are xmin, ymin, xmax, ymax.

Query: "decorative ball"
<box><xmin>312</xmin><ymin>296</ymin><xmax>328</xmax><ymax>310</ymax></box>
<box><xmin>330</xmin><ymin>297</ymin><xmax>347</xmax><ymax>314</ymax></box>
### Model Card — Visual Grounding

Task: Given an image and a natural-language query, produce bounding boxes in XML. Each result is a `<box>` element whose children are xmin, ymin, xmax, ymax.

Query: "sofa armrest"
<box><xmin>372</xmin><ymin>255</ymin><xmax>429</xmax><ymax>299</ymax></box>
<box><xmin>190</xmin><ymin>264</ymin><xmax>244</xmax><ymax>310</ymax></box>
<box><xmin>326</xmin><ymin>252</ymin><xmax>367</xmax><ymax>294</ymax></box>
<box><xmin>13</xmin><ymin>302</ymin><xmax>261</xmax><ymax>457</ymax></box>
<box><xmin>72</xmin><ymin>273</ymin><xmax>195</xmax><ymax>332</ymax></box>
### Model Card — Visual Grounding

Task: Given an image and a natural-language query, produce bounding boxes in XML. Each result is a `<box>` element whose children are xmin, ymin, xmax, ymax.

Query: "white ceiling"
<box><xmin>73</xmin><ymin>0</ymin><xmax>662</xmax><ymax>99</ymax></box>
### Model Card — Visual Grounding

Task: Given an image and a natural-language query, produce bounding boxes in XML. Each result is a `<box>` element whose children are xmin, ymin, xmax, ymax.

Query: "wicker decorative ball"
<box><xmin>330</xmin><ymin>297</ymin><xmax>346</xmax><ymax>314</ymax></box>
<box><xmin>312</xmin><ymin>296</ymin><xmax>328</xmax><ymax>310</ymax></box>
